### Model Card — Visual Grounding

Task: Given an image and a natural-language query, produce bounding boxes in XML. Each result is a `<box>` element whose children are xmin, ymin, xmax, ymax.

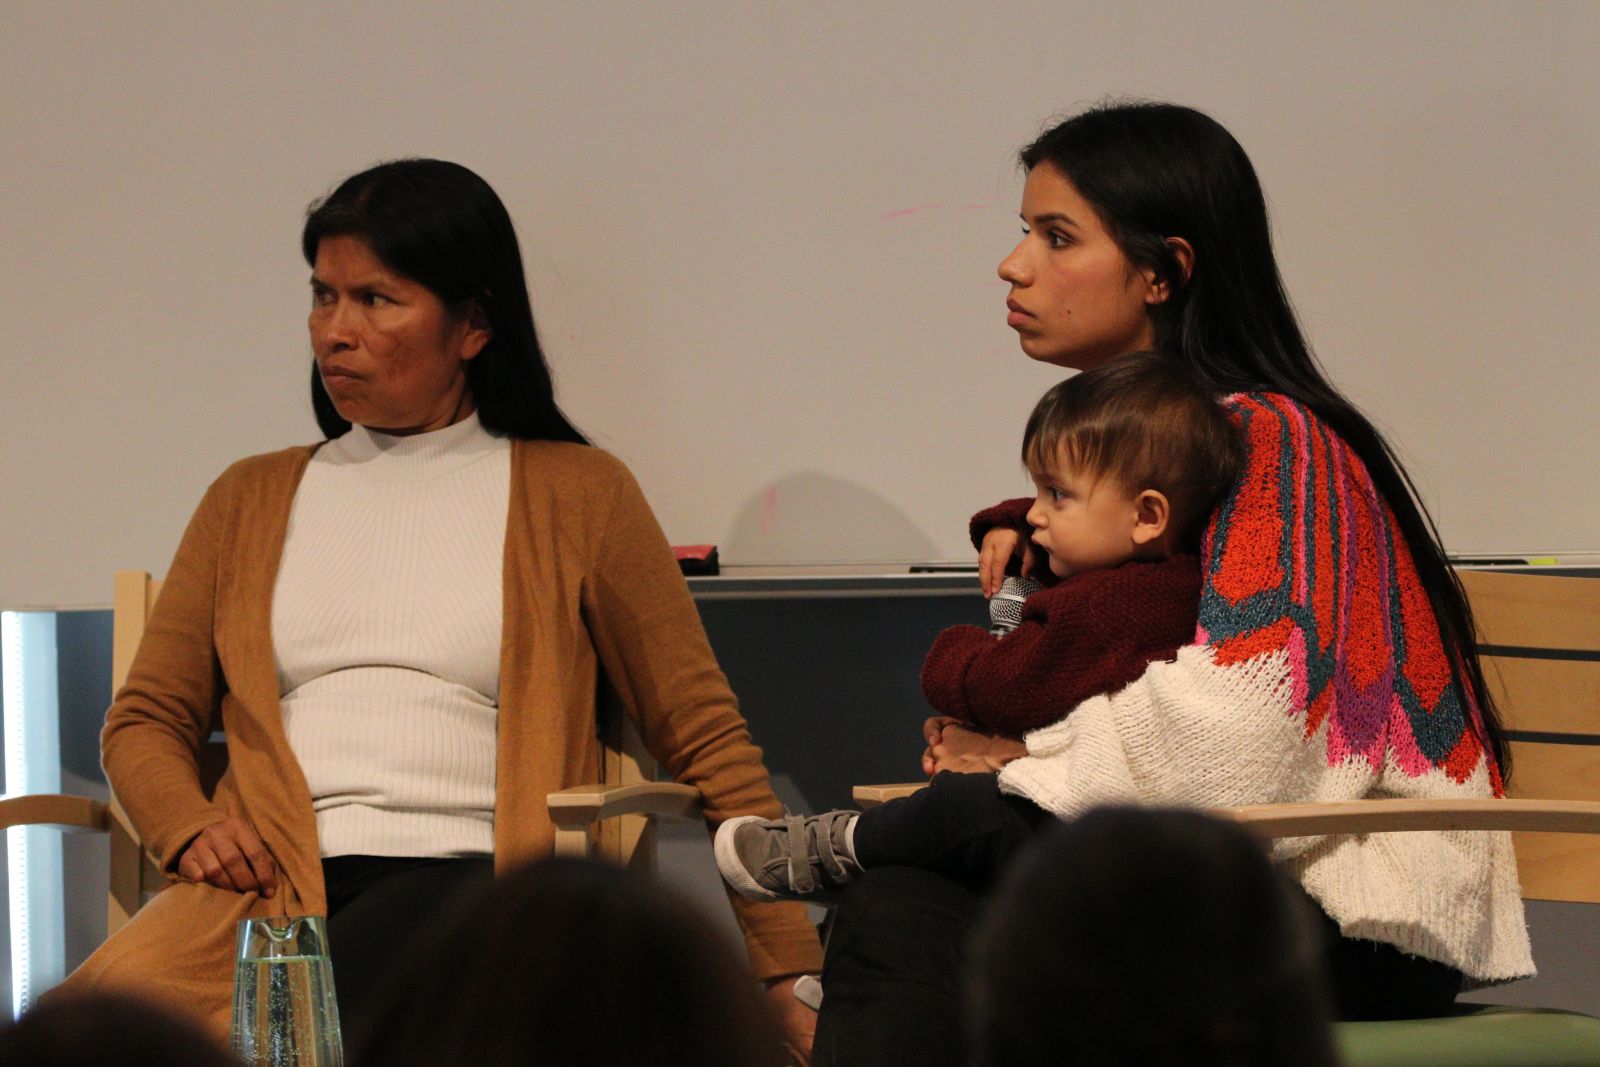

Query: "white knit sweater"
<box><xmin>272</xmin><ymin>414</ymin><xmax>510</xmax><ymax>858</ymax></box>
<box><xmin>992</xmin><ymin>393</ymin><xmax>1533</xmax><ymax>986</ymax></box>
<box><xmin>1000</xmin><ymin>644</ymin><xmax>1532</xmax><ymax>984</ymax></box>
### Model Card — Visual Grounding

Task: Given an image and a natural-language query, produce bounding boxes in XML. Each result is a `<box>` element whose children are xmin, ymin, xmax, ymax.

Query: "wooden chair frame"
<box><xmin>546</xmin><ymin>678</ymin><xmax>704</xmax><ymax>863</ymax></box>
<box><xmin>0</xmin><ymin>573</ymin><xmax>164</xmax><ymax>937</ymax></box>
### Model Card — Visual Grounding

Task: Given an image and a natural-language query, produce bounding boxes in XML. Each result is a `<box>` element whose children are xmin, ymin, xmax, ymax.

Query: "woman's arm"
<box><xmin>578</xmin><ymin>455</ymin><xmax>823</xmax><ymax>983</ymax></box>
<box><xmin>101</xmin><ymin>473</ymin><xmax>241</xmax><ymax>875</ymax></box>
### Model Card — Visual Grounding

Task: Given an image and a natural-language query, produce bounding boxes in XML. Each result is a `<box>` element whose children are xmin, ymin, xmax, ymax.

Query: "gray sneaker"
<box><xmin>714</xmin><ymin>810</ymin><xmax>862</xmax><ymax>902</ymax></box>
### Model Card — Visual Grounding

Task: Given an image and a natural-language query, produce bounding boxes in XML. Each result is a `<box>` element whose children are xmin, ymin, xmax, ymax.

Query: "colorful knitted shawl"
<box><xmin>994</xmin><ymin>392</ymin><xmax>1533</xmax><ymax>982</ymax></box>
<box><xmin>1200</xmin><ymin>392</ymin><xmax>1502</xmax><ymax>794</ymax></box>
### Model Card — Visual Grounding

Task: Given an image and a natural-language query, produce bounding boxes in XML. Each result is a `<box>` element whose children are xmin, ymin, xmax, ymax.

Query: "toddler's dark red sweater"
<box><xmin>920</xmin><ymin>555</ymin><xmax>1201</xmax><ymax>738</ymax></box>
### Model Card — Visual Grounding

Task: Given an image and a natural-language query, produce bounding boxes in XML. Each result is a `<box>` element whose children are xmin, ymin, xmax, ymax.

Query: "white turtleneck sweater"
<box><xmin>272</xmin><ymin>414</ymin><xmax>510</xmax><ymax>858</ymax></box>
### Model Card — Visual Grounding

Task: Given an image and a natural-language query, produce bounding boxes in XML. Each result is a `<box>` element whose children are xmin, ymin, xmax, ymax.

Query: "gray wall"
<box><xmin>4</xmin><ymin>2</ymin><xmax>1599</xmax><ymax>608</ymax></box>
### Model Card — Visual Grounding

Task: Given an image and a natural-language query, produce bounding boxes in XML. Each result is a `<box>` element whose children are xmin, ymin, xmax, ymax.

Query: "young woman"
<box><xmin>810</xmin><ymin>102</ymin><xmax>1533</xmax><ymax>1067</ymax></box>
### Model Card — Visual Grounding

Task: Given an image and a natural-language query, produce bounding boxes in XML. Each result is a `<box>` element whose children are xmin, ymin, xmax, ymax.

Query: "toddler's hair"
<box><xmin>1022</xmin><ymin>351</ymin><xmax>1242</xmax><ymax>545</ymax></box>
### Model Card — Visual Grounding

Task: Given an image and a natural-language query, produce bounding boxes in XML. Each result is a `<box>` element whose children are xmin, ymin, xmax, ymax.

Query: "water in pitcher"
<box><xmin>231</xmin><ymin>917</ymin><xmax>344</xmax><ymax>1067</ymax></box>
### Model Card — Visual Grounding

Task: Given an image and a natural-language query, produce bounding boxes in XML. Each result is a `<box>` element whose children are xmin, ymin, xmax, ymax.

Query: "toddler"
<box><xmin>716</xmin><ymin>351</ymin><xmax>1241</xmax><ymax>900</ymax></box>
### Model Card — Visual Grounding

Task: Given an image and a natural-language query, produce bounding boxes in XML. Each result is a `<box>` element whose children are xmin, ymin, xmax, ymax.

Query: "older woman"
<box><xmin>57</xmin><ymin>159</ymin><xmax>822</xmax><ymax>1057</ymax></box>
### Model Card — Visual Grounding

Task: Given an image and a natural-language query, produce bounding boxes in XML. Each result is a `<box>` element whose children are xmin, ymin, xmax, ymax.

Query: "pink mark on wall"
<box><xmin>954</xmin><ymin>198</ymin><xmax>999</xmax><ymax>212</ymax></box>
<box><xmin>761</xmin><ymin>486</ymin><xmax>778</xmax><ymax>533</ymax></box>
<box><xmin>881</xmin><ymin>203</ymin><xmax>946</xmax><ymax>219</ymax></box>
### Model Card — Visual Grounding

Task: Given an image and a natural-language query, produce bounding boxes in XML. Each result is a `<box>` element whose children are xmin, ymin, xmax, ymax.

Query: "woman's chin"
<box><xmin>328</xmin><ymin>398</ymin><xmax>376</xmax><ymax>428</ymax></box>
<box><xmin>1018</xmin><ymin>338</ymin><xmax>1083</xmax><ymax>370</ymax></box>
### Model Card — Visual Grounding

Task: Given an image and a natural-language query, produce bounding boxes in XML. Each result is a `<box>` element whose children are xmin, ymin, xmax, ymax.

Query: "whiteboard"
<box><xmin>3</xmin><ymin>1</ymin><xmax>1597</xmax><ymax>607</ymax></box>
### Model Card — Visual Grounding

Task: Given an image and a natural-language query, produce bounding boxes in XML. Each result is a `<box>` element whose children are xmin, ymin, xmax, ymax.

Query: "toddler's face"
<box><xmin>1025</xmin><ymin>460</ymin><xmax>1145</xmax><ymax>579</ymax></box>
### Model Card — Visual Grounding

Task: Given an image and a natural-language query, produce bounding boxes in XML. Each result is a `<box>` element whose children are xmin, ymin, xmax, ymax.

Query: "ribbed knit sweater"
<box><xmin>73</xmin><ymin>436</ymin><xmax>822</xmax><ymax>1038</ymax></box>
<box><xmin>920</xmin><ymin>557</ymin><xmax>1201</xmax><ymax>737</ymax></box>
<box><xmin>978</xmin><ymin>393</ymin><xmax>1533</xmax><ymax>984</ymax></box>
<box><xmin>273</xmin><ymin>414</ymin><xmax>509</xmax><ymax>858</ymax></box>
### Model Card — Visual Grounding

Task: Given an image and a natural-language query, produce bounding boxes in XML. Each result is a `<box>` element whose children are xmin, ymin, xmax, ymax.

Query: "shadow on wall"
<box><xmin>723</xmin><ymin>472</ymin><xmax>942</xmax><ymax>564</ymax></box>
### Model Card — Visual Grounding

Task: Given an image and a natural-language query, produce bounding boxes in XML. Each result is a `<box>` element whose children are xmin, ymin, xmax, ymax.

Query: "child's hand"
<box><xmin>922</xmin><ymin>720</ymin><xmax>1027</xmax><ymax>775</ymax></box>
<box><xmin>978</xmin><ymin>527</ymin><xmax>1038</xmax><ymax>597</ymax></box>
<box><xmin>922</xmin><ymin>716</ymin><xmax>966</xmax><ymax>776</ymax></box>
<box><xmin>935</xmin><ymin>753</ymin><xmax>1002</xmax><ymax>775</ymax></box>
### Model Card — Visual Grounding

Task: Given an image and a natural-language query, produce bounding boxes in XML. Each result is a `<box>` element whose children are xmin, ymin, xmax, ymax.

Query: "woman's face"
<box><xmin>997</xmin><ymin>163</ymin><xmax>1161</xmax><ymax>370</ymax></box>
<box><xmin>308</xmin><ymin>235</ymin><xmax>491</xmax><ymax>435</ymax></box>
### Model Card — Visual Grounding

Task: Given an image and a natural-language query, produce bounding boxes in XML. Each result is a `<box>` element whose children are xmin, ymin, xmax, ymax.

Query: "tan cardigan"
<box><xmin>60</xmin><ymin>439</ymin><xmax>821</xmax><ymax>1035</ymax></box>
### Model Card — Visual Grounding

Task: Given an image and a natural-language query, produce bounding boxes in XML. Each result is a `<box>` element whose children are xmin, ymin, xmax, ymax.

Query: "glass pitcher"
<box><xmin>230</xmin><ymin>915</ymin><xmax>344</xmax><ymax>1066</ymax></box>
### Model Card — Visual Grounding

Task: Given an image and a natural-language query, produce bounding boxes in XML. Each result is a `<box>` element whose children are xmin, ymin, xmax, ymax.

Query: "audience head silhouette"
<box><xmin>352</xmin><ymin>855</ymin><xmax>787</xmax><ymax>1067</ymax></box>
<box><xmin>969</xmin><ymin>806</ymin><xmax>1338</xmax><ymax>1066</ymax></box>
<box><xmin>0</xmin><ymin>990</ymin><xmax>236</xmax><ymax>1065</ymax></box>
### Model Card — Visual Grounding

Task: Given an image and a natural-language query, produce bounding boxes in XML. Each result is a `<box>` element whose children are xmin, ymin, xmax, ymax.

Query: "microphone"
<box><xmin>989</xmin><ymin>575</ymin><xmax>1043</xmax><ymax>637</ymax></box>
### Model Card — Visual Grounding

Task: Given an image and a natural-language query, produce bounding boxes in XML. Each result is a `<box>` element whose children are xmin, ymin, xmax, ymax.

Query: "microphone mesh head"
<box><xmin>989</xmin><ymin>575</ymin><xmax>1043</xmax><ymax>635</ymax></box>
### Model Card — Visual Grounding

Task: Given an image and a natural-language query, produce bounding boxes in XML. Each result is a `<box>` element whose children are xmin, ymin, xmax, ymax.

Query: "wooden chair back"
<box><xmin>1460</xmin><ymin>569</ymin><xmax>1600</xmax><ymax>903</ymax></box>
<box><xmin>106</xmin><ymin>571</ymin><xmax>166</xmax><ymax>935</ymax></box>
<box><xmin>547</xmin><ymin>677</ymin><xmax>701</xmax><ymax>859</ymax></box>
<box><xmin>592</xmin><ymin>676</ymin><xmax>662</xmax><ymax>870</ymax></box>
<box><xmin>108</xmin><ymin>571</ymin><xmax>230</xmax><ymax>932</ymax></box>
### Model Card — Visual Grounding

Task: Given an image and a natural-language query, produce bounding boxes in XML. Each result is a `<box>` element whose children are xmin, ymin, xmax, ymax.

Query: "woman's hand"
<box><xmin>176</xmin><ymin>818</ymin><xmax>277</xmax><ymax>898</ymax></box>
<box><xmin>762</xmin><ymin>976</ymin><xmax>815</xmax><ymax>1066</ymax></box>
<box><xmin>978</xmin><ymin>527</ymin><xmax>1038</xmax><ymax>598</ymax></box>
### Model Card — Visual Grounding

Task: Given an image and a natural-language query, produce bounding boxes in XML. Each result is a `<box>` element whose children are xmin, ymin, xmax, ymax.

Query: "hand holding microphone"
<box><xmin>988</xmin><ymin>575</ymin><xmax>1043</xmax><ymax>637</ymax></box>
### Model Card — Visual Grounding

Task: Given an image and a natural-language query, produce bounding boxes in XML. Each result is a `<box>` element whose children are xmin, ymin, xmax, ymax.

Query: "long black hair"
<box><xmin>1021</xmin><ymin>101</ymin><xmax>1509</xmax><ymax>778</ymax></box>
<box><xmin>301</xmin><ymin>158</ymin><xmax>587</xmax><ymax>444</ymax></box>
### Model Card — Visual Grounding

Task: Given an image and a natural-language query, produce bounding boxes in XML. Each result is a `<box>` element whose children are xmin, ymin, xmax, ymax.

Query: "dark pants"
<box><xmin>812</xmin><ymin>867</ymin><xmax>985</xmax><ymax>1067</ymax></box>
<box><xmin>1316</xmin><ymin>906</ymin><xmax>1464</xmax><ymax>1020</ymax></box>
<box><xmin>815</xmin><ymin>799</ymin><xmax>1465</xmax><ymax>1067</ymax></box>
<box><xmin>851</xmin><ymin>770</ymin><xmax>1051</xmax><ymax>891</ymax></box>
<box><xmin>814</xmin><ymin>773</ymin><xmax>1045</xmax><ymax>1067</ymax></box>
<box><xmin>322</xmin><ymin>855</ymin><xmax>495</xmax><ymax>1043</ymax></box>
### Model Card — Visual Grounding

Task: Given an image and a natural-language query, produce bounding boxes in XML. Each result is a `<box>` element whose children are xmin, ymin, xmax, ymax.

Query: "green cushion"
<box><xmin>1337</xmin><ymin>1005</ymin><xmax>1600</xmax><ymax>1067</ymax></box>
